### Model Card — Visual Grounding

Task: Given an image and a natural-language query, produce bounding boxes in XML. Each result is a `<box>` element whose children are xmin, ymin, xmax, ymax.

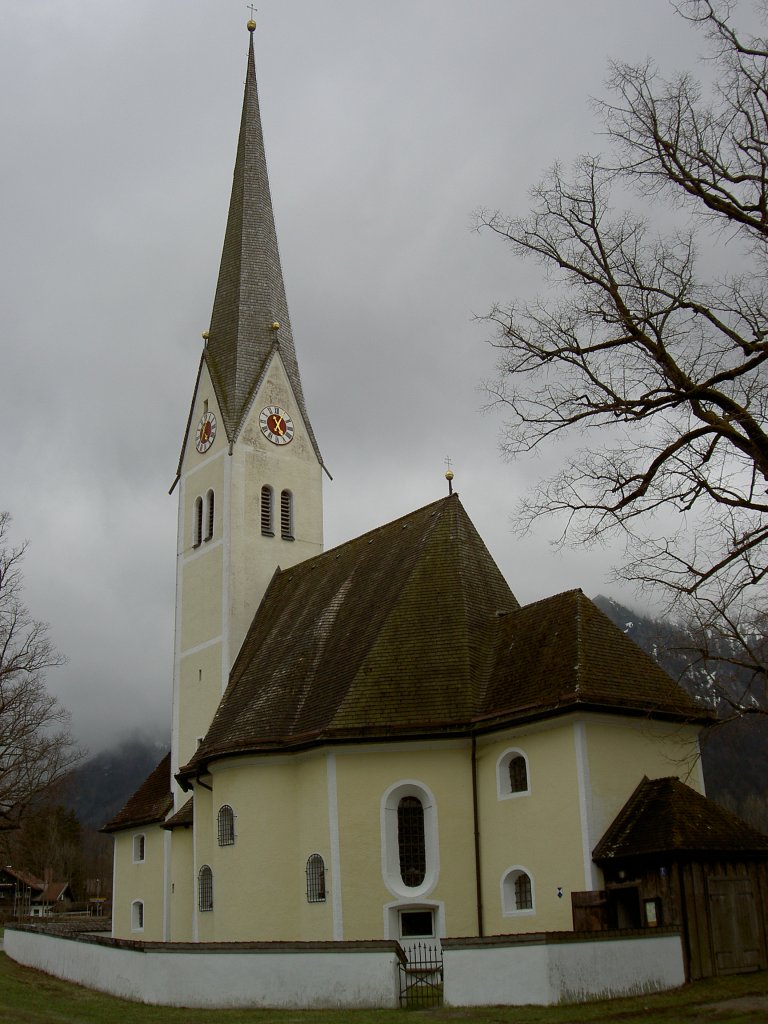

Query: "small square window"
<box><xmin>400</xmin><ymin>910</ymin><xmax>435</xmax><ymax>938</ymax></box>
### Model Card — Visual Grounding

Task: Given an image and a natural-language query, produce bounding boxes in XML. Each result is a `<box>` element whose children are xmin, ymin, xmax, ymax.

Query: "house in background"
<box><xmin>0</xmin><ymin>866</ymin><xmax>73</xmax><ymax>918</ymax></box>
<box><xmin>102</xmin><ymin>22</ymin><xmax>768</xmax><ymax>981</ymax></box>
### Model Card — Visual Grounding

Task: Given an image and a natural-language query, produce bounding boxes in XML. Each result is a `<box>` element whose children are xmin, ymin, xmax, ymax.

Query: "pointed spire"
<box><xmin>205</xmin><ymin>24</ymin><xmax>322</xmax><ymax>465</ymax></box>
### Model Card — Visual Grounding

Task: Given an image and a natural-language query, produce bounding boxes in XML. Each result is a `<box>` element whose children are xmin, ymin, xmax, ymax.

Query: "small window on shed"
<box><xmin>306</xmin><ymin>854</ymin><xmax>327</xmax><ymax>902</ymax></box>
<box><xmin>261</xmin><ymin>485</ymin><xmax>274</xmax><ymax>536</ymax></box>
<box><xmin>217</xmin><ymin>805</ymin><xmax>235</xmax><ymax>846</ymax></box>
<box><xmin>198</xmin><ymin>865</ymin><xmax>213</xmax><ymax>912</ymax></box>
<box><xmin>280</xmin><ymin>490</ymin><xmax>294</xmax><ymax>540</ymax></box>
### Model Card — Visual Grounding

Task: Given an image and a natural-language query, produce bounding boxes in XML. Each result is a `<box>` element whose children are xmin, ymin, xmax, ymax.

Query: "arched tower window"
<box><xmin>217</xmin><ymin>805</ymin><xmax>235</xmax><ymax>846</ymax></box>
<box><xmin>497</xmin><ymin>748</ymin><xmax>531</xmax><ymax>799</ymax></box>
<box><xmin>193</xmin><ymin>496</ymin><xmax>203</xmax><ymax>547</ymax></box>
<box><xmin>205</xmin><ymin>489</ymin><xmax>215</xmax><ymax>541</ymax></box>
<box><xmin>280</xmin><ymin>490</ymin><xmax>294</xmax><ymax>540</ymax></box>
<box><xmin>261</xmin><ymin>485</ymin><xmax>274</xmax><ymax>536</ymax></box>
<box><xmin>198</xmin><ymin>865</ymin><xmax>213</xmax><ymax>912</ymax></box>
<box><xmin>306</xmin><ymin>853</ymin><xmax>327</xmax><ymax>903</ymax></box>
<box><xmin>397</xmin><ymin>795</ymin><xmax>426</xmax><ymax>888</ymax></box>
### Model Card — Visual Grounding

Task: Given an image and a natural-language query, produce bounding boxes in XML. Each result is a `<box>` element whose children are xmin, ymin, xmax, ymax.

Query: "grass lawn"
<box><xmin>1</xmin><ymin>953</ymin><xmax>768</xmax><ymax>1024</ymax></box>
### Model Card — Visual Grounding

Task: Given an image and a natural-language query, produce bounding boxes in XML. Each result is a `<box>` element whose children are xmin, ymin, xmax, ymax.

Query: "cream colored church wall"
<box><xmin>477</xmin><ymin>722</ymin><xmax>585</xmax><ymax>934</ymax></box>
<box><xmin>583</xmin><ymin>716</ymin><xmax>704</xmax><ymax>844</ymax></box>
<box><xmin>334</xmin><ymin>743</ymin><xmax>478</xmax><ymax>941</ymax></box>
<box><xmin>192</xmin><ymin>783</ymin><xmax>215</xmax><ymax>943</ymax></box>
<box><xmin>176</xmin><ymin>643</ymin><xmax>223</xmax><ymax>773</ymax></box>
<box><xmin>168</xmin><ymin>827</ymin><xmax>193</xmax><ymax>942</ymax></box>
<box><xmin>179</xmin><ymin>547</ymin><xmax>224</xmax><ymax>653</ymax></box>
<box><xmin>111</xmin><ymin>825</ymin><xmax>166</xmax><ymax>941</ymax></box>
<box><xmin>226</xmin><ymin>355</ymin><xmax>323</xmax><ymax>662</ymax></box>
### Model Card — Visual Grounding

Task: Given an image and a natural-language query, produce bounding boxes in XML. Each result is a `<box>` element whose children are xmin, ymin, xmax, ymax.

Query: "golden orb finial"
<box><xmin>271</xmin><ymin>321</ymin><xmax>280</xmax><ymax>330</ymax></box>
<box><xmin>247</xmin><ymin>19</ymin><xmax>256</xmax><ymax>32</ymax></box>
<box><xmin>445</xmin><ymin>470</ymin><xmax>454</xmax><ymax>481</ymax></box>
<box><xmin>202</xmin><ymin>330</ymin><xmax>210</xmax><ymax>340</ymax></box>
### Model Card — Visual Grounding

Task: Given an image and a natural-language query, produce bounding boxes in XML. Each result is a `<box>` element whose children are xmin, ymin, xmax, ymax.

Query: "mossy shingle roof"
<box><xmin>594</xmin><ymin>776</ymin><xmax>768</xmax><ymax>860</ymax></box>
<box><xmin>178</xmin><ymin>496</ymin><xmax>706</xmax><ymax>783</ymax></box>
<box><xmin>101</xmin><ymin>752</ymin><xmax>172</xmax><ymax>833</ymax></box>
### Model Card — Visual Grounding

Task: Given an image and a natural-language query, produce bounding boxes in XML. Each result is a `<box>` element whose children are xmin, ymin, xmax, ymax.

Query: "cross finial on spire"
<box><xmin>246</xmin><ymin>4</ymin><xmax>257</xmax><ymax>30</ymax></box>
<box><xmin>444</xmin><ymin>456</ymin><xmax>455</xmax><ymax>495</ymax></box>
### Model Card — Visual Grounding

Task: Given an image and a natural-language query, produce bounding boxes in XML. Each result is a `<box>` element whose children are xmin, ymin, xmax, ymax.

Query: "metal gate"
<box><xmin>398</xmin><ymin>941</ymin><xmax>443</xmax><ymax>1008</ymax></box>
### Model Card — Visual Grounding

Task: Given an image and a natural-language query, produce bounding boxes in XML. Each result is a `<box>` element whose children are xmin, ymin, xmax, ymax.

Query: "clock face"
<box><xmin>195</xmin><ymin>411</ymin><xmax>217</xmax><ymax>453</ymax></box>
<box><xmin>259</xmin><ymin>406</ymin><xmax>295</xmax><ymax>445</ymax></box>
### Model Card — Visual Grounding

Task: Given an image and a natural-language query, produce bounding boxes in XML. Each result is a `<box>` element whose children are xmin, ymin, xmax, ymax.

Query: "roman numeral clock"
<box><xmin>260</xmin><ymin>406</ymin><xmax>294</xmax><ymax>446</ymax></box>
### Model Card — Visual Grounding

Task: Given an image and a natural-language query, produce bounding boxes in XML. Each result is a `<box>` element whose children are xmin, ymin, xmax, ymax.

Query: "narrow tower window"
<box><xmin>280</xmin><ymin>489</ymin><xmax>294</xmax><ymax>540</ymax></box>
<box><xmin>509</xmin><ymin>755</ymin><xmax>528</xmax><ymax>794</ymax></box>
<box><xmin>131</xmin><ymin>900</ymin><xmax>144</xmax><ymax>931</ymax></box>
<box><xmin>205</xmin><ymin>489</ymin><xmax>215</xmax><ymax>541</ymax></box>
<box><xmin>193</xmin><ymin>496</ymin><xmax>203</xmax><ymax>547</ymax></box>
<box><xmin>198</xmin><ymin>865</ymin><xmax>213</xmax><ymax>912</ymax></box>
<box><xmin>261</xmin><ymin>485</ymin><xmax>274</xmax><ymax>536</ymax></box>
<box><xmin>397</xmin><ymin>795</ymin><xmax>426</xmax><ymax>888</ymax></box>
<box><xmin>306</xmin><ymin>854</ymin><xmax>327</xmax><ymax>903</ymax></box>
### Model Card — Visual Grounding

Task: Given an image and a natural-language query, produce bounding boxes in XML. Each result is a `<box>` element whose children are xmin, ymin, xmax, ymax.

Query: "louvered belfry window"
<box><xmin>194</xmin><ymin>496</ymin><xmax>203</xmax><ymax>546</ymax></box>
<box><xmin>509</xmin><ymin>755</ymin><xmax>528</xmax><ymax>793</ymax></box>
<box><xmin>261</xmin><ymin>485</ymin><xmax>274</xmax><ymax>536</ymax></box>
<box><xmin>397</xmin><ymin>796</ymin><xmax>426</xmax><ymax>887</ymax></box>
<box><xmin>205</xmin><ymin>489</ymin><xmax>215</xmax><ymax>541</ymax></box>
<box><xmin>280</xmin><ymin>489</ymin><xmax>294</xmax><ymax>540</ymax></box>
<box><xmin>306</xmin><ymin>853</ymin><xmax>327</xmax><ymax>902</ymax></box>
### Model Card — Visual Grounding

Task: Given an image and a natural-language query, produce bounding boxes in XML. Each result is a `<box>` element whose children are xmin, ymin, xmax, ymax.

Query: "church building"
<box><xmin>105</xmin><ymin>23</ymin><xmax>720</xmax><ymax>952</ymax></box>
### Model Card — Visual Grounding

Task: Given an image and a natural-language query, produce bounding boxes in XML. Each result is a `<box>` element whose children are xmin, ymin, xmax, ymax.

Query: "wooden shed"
<box><xmin>578</xmin><ymin>777</ymin><xmax>768</xmax><ymax>980</ymax></box>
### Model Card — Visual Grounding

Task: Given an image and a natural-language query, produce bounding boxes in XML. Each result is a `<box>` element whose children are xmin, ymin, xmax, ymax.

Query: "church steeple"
<box><xmin>205</xmin><ymin>24</ymin><xmax>322</xmax><ymax>467</ymax></box>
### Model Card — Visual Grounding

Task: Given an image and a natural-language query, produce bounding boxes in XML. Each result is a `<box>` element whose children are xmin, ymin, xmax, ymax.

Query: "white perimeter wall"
<box><xmin>443</xmin><ymin>933</ymin><xmax>685</xmax><ymax>1006</ymax></box>
<box><xmin>5</xmin><ymin>929</ymin><xmax>400</xmax><ymax>1009</ymax></box>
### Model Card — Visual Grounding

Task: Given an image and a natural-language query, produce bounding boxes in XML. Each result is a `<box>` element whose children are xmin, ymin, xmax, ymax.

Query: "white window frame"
<box><xmin>132</xmin><ymin>833</ymin><xmax>146</xmax><ymax>863</ymax></box>
<box><xmin>501</xmin><ymin>866</ymin><xmax>536</xmax><ymax>917</ymax></box>
<box><xmin>381</xmin><ymin>780</ymin><xmax>439</xmax><ymax>899</ymax></box>
<box><xmin>496</xmin><ymin>747</ymin><xmax>531</xmax><ymax>800</ymax></box>
<box><xmin>131</xmin><ymin>899</ymin><xmax>144</xmax><ymax>932</ymax></box>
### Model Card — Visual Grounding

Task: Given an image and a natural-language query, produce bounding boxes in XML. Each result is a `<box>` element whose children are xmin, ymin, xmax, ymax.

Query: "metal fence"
<box><xmin>398</xmin><ymin>941</ymin><xmax>443</xmax><ymax>1008</ymax></box>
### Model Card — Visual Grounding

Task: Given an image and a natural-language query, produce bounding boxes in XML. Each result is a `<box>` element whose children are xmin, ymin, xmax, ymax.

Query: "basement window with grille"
<box><xmin>306</xmin><ymin>853</ymin><xmax>327</xmax><ymax>902</ymax></box>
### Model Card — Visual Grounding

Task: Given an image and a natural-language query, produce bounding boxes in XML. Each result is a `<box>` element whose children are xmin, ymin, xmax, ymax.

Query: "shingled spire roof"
<box><xmin>203</xmin><ymin>25</ymin><xmax>322</xmax><ymax>463</ymax></box>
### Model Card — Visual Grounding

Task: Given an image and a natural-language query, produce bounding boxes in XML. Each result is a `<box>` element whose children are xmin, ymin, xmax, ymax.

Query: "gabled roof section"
<box><xmin>594</xmin><ymin>776</ymin><xmax>768</xmax><ymax>860</ymax></box>
<box><xmin>179</xmin><ymin>495</ymin><xmax>517</xmax><ymax>776</ymax></box>
<box><xmin>101</xmin><ymin>752</ymin><xmax>172</xmax><ymax>833</ymax></box>
<box><xmin>480</xmin><ymin>589</ymin><xmax>705</xmax><ymax>724</ymax></box>
<box><xmin>204</xmin><ymin>25</ymin><xmax>322</xmax><ymax>466</ymax></box>
<box><xmin>163</xmin><ymin>797</ymin><xmax>194</xmax><ymax>830</ymax></box>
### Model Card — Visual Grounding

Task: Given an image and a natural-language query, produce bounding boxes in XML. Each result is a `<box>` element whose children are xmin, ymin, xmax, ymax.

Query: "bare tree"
<box><xmin>479</xmin><ymin>0</ymin><xmax>768</xmax><ymax>705</ymax></box>
<box><xmin>0</xmin><ymin>513</ymin><xmax>81</xmax><ymax>821</ymax></box>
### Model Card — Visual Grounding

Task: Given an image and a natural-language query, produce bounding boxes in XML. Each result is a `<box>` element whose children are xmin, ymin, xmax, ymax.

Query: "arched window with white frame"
<box><xmin>131</xmin><ymin>899</ymin><xmax>144</xmax><ymax>931</ymax></box>
<box><xmin>261</xmin><ymin>485</ymin><xmax>274</xmax><ymax>536</ymax></box>
<box><xmin>132</xmin><ymin>833</ymin><xmax>145</xmax><ymax>863</ymax></box>
<box><xmin>502</xmin><ymin>866</ymin><xmax>535</xmax><ymax>916</ymax></box>
<box><xmin>280</xmin><ymin>489</ymin><xmax>294</xmax><ymax>540</ymax></box>
<box><xmin>497</xmin><ymin>748</ymin><xmax>531</xmax><ymax>799</ymax></box>
<box><xmin>381</xmin><ymin>781</ymin><xmax>439</xmax><ymax>898</ymax></box>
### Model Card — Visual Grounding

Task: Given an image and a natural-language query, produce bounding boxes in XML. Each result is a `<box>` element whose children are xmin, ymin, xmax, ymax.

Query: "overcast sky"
<box><xmin>2</xmin><ymin>1</ymin><xmax>725</xmax><ymax>751</ymax></box>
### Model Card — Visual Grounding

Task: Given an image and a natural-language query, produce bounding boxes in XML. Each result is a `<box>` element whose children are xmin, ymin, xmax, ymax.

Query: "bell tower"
<box><xmin>169</xmin><ymin>21</ymin><xmax>326</xmax><ymax>792</ymax></box>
